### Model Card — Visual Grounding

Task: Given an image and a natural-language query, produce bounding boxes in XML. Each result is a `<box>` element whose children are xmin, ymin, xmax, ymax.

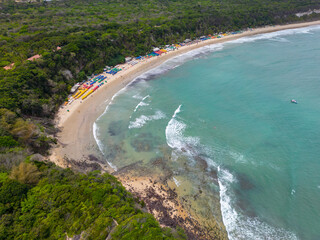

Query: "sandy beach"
<box><xmin>50</xmin><ymin>20</ymin><xmax>320</xmax><ymax>169</ymax></box>
<box><xmin>49</xmin><ymin>20</ymin><xmax>320</xmax><ymax>237</ymax></box>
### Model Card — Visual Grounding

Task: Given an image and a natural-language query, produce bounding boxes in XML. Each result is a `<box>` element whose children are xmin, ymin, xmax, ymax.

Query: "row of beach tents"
<box><xmin>66</xmin><ymin>31</ymin><xmax>244</xmax><ymax>106</ymax></box>
<box><xmin>128</xmin><ymin>31</ymin><xmax>243</xmax><ymax>61</ymax></box>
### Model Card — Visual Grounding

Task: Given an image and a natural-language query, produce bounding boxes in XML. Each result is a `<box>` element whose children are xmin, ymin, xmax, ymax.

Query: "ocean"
<box><xmin>94</xmin><ymin>25</ymin><xmax>320</xmax><ymax>240</ymax></box>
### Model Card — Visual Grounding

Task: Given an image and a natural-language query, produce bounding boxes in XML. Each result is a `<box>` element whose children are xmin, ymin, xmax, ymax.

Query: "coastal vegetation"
<box><xmin>0</xmin><ymin>2</ymin><xmax>318</xmax><ymax>157</ymax></box>
<box><xmin>0</xmin><ymin>0</ymin><xmax>320</xmax><ymax>239</ymax></box>
<box><xmin>1</xmin><ymin>0</ymin><xmax>320</xmax><ymax>116</ymax></box>
<box><xmin>0</xmin><ymin>0</ymin><xmax>319</xmax><ymax>154</ymax></box>
<box><xmin>0</xmin><ymin>160</ymin><xmax>186</xmax><ymax>239</ymax></box>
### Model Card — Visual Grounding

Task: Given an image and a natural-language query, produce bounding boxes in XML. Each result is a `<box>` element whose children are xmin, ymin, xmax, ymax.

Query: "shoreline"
<box><xmin>50</xmin><ymin>20</ymin><xmax>320</xmax><ymax>237</ymax></box>
<box><xmin>50</xmin><ymin>20</ymin><xmax>320</xmax><ymax>168</ymax></box>
<box><xmin>112</xmin><ymin>163</ymin><xmax>228</xmax><ymax>239</ymax></box>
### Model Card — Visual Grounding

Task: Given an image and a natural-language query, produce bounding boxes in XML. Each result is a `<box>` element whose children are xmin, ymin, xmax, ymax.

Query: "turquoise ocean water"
<box><xmin>94</xmin><ymin>25</ymin><xmax>320</xmax><ymax>240</ymax></box>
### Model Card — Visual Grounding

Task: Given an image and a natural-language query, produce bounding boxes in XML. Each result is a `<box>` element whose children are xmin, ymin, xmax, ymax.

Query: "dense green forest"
<box><xmin>0</xmin><ymin>0</ymin><xmax>320</xmax><ymax>155</ymax></box>
<box><xmin>0</xmin><ymin>160</ymin><xmax>186</xmax><ymax>239</ymax></box>
<box><xmin>0</xmin><ymin>1</ymin><xmax>320</xmax><ymax>238</ymax></box>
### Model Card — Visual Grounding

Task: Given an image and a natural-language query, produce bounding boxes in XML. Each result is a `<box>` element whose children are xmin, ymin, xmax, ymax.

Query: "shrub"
<box><xmin>9</xmin><ymin>162</ymin><xmax>41</xmax><ymax>185</ymax></box>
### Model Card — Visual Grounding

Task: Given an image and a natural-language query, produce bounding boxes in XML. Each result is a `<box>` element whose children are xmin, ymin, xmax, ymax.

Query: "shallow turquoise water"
<box><xmin>95</xmin><ymin>25</ymin><xmax>320</xmax><ymax>239</ymax></box>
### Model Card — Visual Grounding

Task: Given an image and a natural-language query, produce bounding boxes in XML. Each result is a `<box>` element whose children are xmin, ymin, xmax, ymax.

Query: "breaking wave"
<box><xmin>269</xmin><ymin>37</ymin><xmax>291</xmax><ymax>43</ymax></box>
<box><xmin>218</xmin><ymin>166</ymin><xmax>299</xmax><ymax>240</ymax></box>
<box><xmin>228</xmin><ymin>25</ymin><xmax>320</xmax><ymax>45</ymax></box>
<box><xmin>129</xmin><ymin>110</ymin><xmax>166</xmax><ymax>129</ymax></box>
<box><xmin>133</xmin><ymin>95</ymin><xmax>150</xmax><ymax>113</ymax></box>
<box><xmin>92</xmin><ymin>122</ymin><xmax>117</xmax><ymax>171</ymax></box>
<box><xmin>133</xmin><ymin>94</ymin><xmax>143</xmax><ymax>99</ymax></box>
<box><xmin>165</xmin><ymin>105</ymin><xmax>200</xmax><ymax>153</ymax></box>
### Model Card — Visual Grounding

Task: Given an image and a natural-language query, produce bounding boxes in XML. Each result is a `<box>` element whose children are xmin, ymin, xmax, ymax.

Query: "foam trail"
<box><xmin>142</xmin><ymin>94</ymin><xmax>150</xmax><ymax>101</ymax></box>
<box><xmin>129</xmin><ymin>110</ymin><xmax>165</xmax><ymax>129</ymax></box>
<box><xmin>217</xmin><ymin>166</ymin><xmax>299</xmax><ymax>240</ymax></box>
<box><xmin>133</xmin><ymin>95</ymin><xmax>150</xmax><ymax>113</ymax></box>
<box><xmin>270</xmin><ymin>37</ymin><xmax>290</xmax><ymax>43</ymax></box>
<box><xmin>165</xmin><ymin>105</ymin><xmax>185</xmax><ymax>149</ymax></box>
<box><xmin>133</xmin><ymin>94</ymin><xmax>143</xmax><ymax>99</ymax></box>
<box><xmin>95</xmin><ymin>85</ymin><xmax>130</xmax><ymax>122</ymax></box>
<box><xmin>229</xmin><ymin>151</ymin><xmax>246</xmax><ymax>164</ymax></box>
<box><xmin>228</xmin><ymin>25</ymin><xmax>320</xmax><ymax>45</ymax></box>
<box><xmin>172</xmin><ymin>104</ymin><xmax>182</xmax><ymax>118</ymax></box>
<box><xmin>173</xmin><ymin>177</ymin><xmax>181</xmax><ymax>187</ymax></box>
<box><xmin>165</xmin><ymin>105</ymin><xmax>200</xmax><ymax>158</ymax></box>
<box><xmin>92</xmin><ymin>122</ymin><xmax>117</xmax><ymax>171</ymax></box>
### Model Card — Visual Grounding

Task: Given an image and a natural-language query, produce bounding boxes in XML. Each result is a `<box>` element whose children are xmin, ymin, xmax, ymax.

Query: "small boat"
<box><xmin>291</xmin><ymin>99</ymin><xmax>298</xmax><ymax>104</ymax></box>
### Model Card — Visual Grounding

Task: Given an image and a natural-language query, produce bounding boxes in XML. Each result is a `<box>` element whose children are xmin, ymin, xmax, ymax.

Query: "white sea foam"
<box><xmin>270</xmin><ymin>37</ymin><xmax>291</xmax><ymax>43</ymax></box>
<box><xmin>92</xmin><ymin>122</ymin><xmax>117</xmax><ymax>171</ymax></box>
<box><xmin>229</xmin><ymin>151</ymin><xmax>246</xmax><ymax>164</ymax></box>
<box><xmin>165</xmin><ymin>105</ymin><xmax>200</xmax><ymax>158</ymax></box>
<box><xmin>166</xmin><ymin>106</ymin><xmax>183</xmax><ymax>149</ymax></box>
<box><xmin>166</xmin><ymin>120</ymin><xmax>188</xmax><ymax>150</ymax></box>
<box><xmin>133</xmin><ymin>94</ymin><xmax>143</xmax><ymax>99</ymax></box>
<box><xmin>93</xmin><ymin>97</ymin><xmax>121</xmax><ymax>171</ymax></box>
<box><xmin>229</xmin><ymin>149</ymin><xmax>281</xmax><ymax>170</ymax></box>
<box><xmin>133</xmin><ymin>95</ymin><xmax>150</xmax><ymax>113</ymax></box>
<box><xmin>217</xmin><ymin>166</ymin><xmax>299</xmax><ymax>240</ymax></box>
<box><xmin>166</xmin><ymin>105</ymin><xmax>186</xmax><ymax>150</ymax></box>
<box><xmin>173</xmin><ymin>177</ymin><xmax>181</xmax><ymax>187</ymax></box>
<box><xmin>133</xmin><ymin>101</ymin><xmax>148</xmax><ymax>112</ymax></box>
<box><xmin>128</xmin><ymin>110</ymin><xmax>165</xmax><ymax>129</ymax></box>
<box><xmin>203</xmin><ymin>155</ymin><xmax>219</xmax><ymax>168</ymax></box>
<box><xmin>142</xmin><ymin>94</ymin><xmax>150</xmax><ymax>101</ymax></box>
<box><xmin>92</xmin><ymin>122</ymin><xmax>103</xmax><ymax>152</ymax></box>
<box><xmin>228</xmin><ymin>25</ymin><xmax>320</xmax><ymax>45</ymax></box>
<box><xmin>95</xmin><ymin>86</ymin><xmax>129</xmax><ymax>122</ymax></box>
<box><xmin>218</xmin><ymin>166</ymin><xmax>238</xmax><ymax>228</ymax></box>
<box><xmin>172</xmin><ymin>104</ymin><xmax>182</xmax><ymax>118</ymax></box>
